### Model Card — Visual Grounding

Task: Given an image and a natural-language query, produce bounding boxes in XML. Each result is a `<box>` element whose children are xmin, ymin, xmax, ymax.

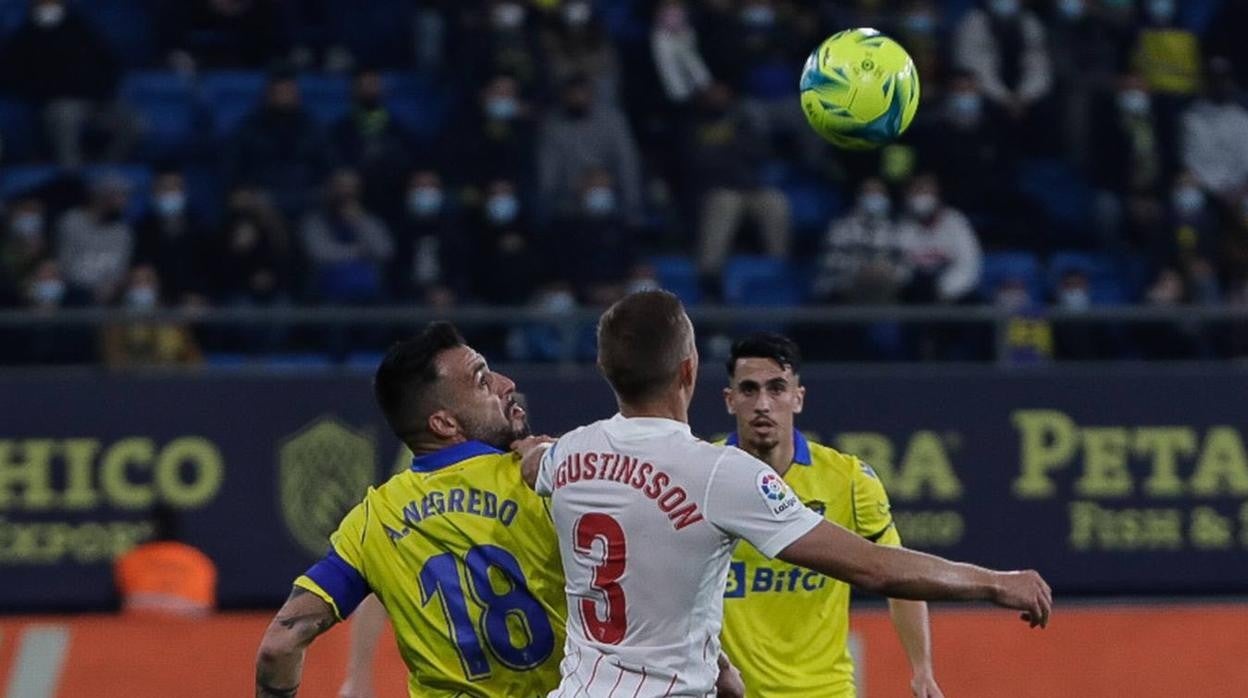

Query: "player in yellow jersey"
<box><xmin>255</xmin><ymin>322</ymin><xmax>566</xmax><ymax>697</ymax></box>
<box><xmin>718</xmin><ymin>333</ymin><xmax>944</xmax><ymax>698</ymax></box>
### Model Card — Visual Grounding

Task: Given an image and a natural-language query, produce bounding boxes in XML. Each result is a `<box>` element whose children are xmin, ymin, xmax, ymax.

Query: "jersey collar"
<box><xmin>725</xmin><ymin>428</ymin><xmax>812</xmax><ymax>466</ymax></box>
<box><xmin>410</xmin><ymin>440</ymin><xmax>505</xmax><ymax>473</ymax></box>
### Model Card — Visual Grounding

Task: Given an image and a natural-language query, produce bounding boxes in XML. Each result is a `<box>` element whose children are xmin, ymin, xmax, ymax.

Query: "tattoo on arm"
<box><xmin>274</xmin><ymin>588</ymin><xmax>336</xmax><ymax>640</ymax></box>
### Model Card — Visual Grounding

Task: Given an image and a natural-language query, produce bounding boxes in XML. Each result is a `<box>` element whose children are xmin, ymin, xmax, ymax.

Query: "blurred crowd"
<box><xmin>1</xmin><ymin>0</ymin><xmax>1248</xmax><ymax>363</ymax></box>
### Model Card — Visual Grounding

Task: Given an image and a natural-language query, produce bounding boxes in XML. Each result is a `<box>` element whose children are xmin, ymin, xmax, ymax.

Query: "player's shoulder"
<box><xmin>805</xmin><ymin>437</ymin><xmax>863</xmax><ymax>475</ymax></box>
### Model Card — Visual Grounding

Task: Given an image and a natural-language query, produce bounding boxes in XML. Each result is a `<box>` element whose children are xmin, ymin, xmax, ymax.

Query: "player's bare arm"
<box><xmin>888</xmin><ymin>599</ymin><xmax>943</xmax><ymax>697</ymax></box>
<box><xmin>256</xmin><ymin>587</ymin><xmax>340</xmax><ymax>697</ymax></box>
<box><xmin>514</xmin><ymin>436</ymin><xmax>553</xmax><ymax>489</ymax></box>
<box><xmin>779</xmin><ymin>520</ymin><xmax>1052</xmax><ymax>628</ymax></box>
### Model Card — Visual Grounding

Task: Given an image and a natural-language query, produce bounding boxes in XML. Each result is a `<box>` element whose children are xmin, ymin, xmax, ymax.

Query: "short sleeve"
<box><xmin>704</xmin><ymin>448</ymin><xmax>823</xmax><ymax>558</ymax></box>
<box><xmin>293</xmin><ymin>496</ymin><xmax>373</xmax><ymax>620</ymax></box>
<box><xmin>534</xmin><ymin>441</ymin><xmax>557</xmax><ymax>496</ymax></box>
<box><xmin>852</xmin><ymin>460</ymin><xmax>901</xmax><ymax>547</ymax></box>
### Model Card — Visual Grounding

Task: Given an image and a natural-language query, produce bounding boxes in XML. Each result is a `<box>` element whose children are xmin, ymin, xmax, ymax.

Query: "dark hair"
<box><xmin>726</xmin><ymin>332</ymin><xmax>801</xmax><ymax>377</ymax></box>
<box><xmin>597</xmin><ymin>290</ymin><xmax>692</xmax><ymax>403</ymax></box>
<box><xmin>374</xmin><ymin>322</ymin><xmax>465</xmax><ymax>441</ymax></box>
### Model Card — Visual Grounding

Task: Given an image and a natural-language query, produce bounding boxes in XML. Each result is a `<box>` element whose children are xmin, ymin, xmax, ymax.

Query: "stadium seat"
<box><xmin>383</xmin><ymin>72</ymin><xmax>448</xmax><ymax>138</ymax></box>
<box><xmin>1048</xmin><ymin>251</ymin><xmax>1130</xmax><ymax>305</ymax></box>
<box><xmin>0</xmin><ymin>0</ymin><xmax>25</xmax><ymax>40</ymax></box>
<box><xmin>344</xmin><ymin>351</ymin><xmax>385</xmax><ymax>371</ymax></box>
<box><xmin>0</xmin><ymin>164</ymin><xmax>60</xmax><ymax>200</ymax></box>
<box><xmin>721</xmin><ymin>256</ymin><xmax>803</xmax><ymax>306</ymax></box>
<box><xmin>74</xmin><ymin>0</ymin><xmax>156</xmax><ymax>67</ymax></box>
<box><xmin>198</xmin><ymin>71</ymin><xmax>267</xmax><ymax>138</ymax></box>
<box><xmin>648</xmin><ymin>255</ymin><xmax>701</xmax><ymax>306</ymax></box>
<box><xmin>979</xmin><ymin>251</ymin><xmax>1044</xmax><ymax>303</ymax></box>
<box><xmin>1016</xmin><ymin>158</ymin><xmax>1093</xmax><ymax>243</ymax></box>
<box><xmin>0</xmin><ymin>97</ymin><xmax>41</xmax><ymax>162</ymax></box>
<box><xmin>82</xmin><ymin>164</ymin><xmax>153</xmax><ymax>222</ymax></box>
<box><xmin>782</xmin><ymin>175</ymin><xmax>844</xmax><ymax>238</ymax></box>
<box><xmin>323</xmin><ymin>0</ymin><xmax>415</xmax><ymax>69</ymax></box>
<box><xmin>119</xmin><ymin>72</ymin><xmax>197</xmax><ymax>160</ymax></box>
<box><xmin>262</xmin><ymin>353</ymin><xmax>334</xmax><ymax>371</ymax></box>
<box><xmin>298</xmin><ymin>74</ymin><xmax>350</xmax><ymax>128</ymax></box>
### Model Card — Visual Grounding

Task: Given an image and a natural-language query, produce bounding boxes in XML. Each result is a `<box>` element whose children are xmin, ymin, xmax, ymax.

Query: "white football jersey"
<box><xmin>536</xmin><ymin>414</ymin><xmax>823</xmax><ymax>697</ymax></box>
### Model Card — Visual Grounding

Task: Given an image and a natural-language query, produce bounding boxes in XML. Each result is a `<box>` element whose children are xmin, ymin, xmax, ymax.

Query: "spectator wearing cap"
<box><xmin>537</xmin><ymin>74</ymin><xmax>643</xmax><ymax>225</ymax></box>
<box><xmin>0</xmin><ymin>0</ymin><xmax>136</xmax><ymax>167</ymax></box>
<box><xmin>227</xmin><ymin>65</ymin><xmax>332</xmax><ymax>220</ymax></box>
<box><xmin>56</xmin><ymin>174</ymin><xmax>135</xmax><ymax>305</ymax></box>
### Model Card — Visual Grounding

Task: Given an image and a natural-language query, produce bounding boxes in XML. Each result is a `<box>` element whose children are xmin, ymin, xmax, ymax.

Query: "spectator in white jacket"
<box><xmin>954</xmin><ymin>0</ymin><xmax>1054</xmax><ymax>154</ymax></box>
<box><xmin>1181</xmin><ymin>57</ymin><xmax>1248</xmax><ymax>201</ymax></box>
<box><xmin>898</xmin><ymin>175</ymin><xmax>983</xmax><ymax>304</ymax></box>
<box><xmin>651</xmin><ymin>0</ymin><xmax>711</xmax><ymax>104</ymax></box>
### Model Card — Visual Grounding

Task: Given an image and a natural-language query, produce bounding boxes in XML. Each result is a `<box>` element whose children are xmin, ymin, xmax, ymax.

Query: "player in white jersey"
<box><xmin>522</xmin><ymin>290</ymin><xmax>1051</xmax><ymax>698</ymax></box>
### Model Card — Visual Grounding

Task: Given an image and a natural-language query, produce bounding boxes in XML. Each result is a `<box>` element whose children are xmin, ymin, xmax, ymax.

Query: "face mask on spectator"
<box><xmin>33</xmin><ymin>3</ymin><xmax>65</xmax><ymax>28</ymax></box>
<box><xmin>860</xmin><ymin>192</ymin><xmax>890</xmax><ymax>218</ymax></box>
<box><xmin>1147</xmin><ymin>0</ymin><xmax>1175</xmax><ymax>23</ymax></box>
<box><xmin>563</xmin><ymin>1</ymin><xmax>591</xmax><ymax>27</ymax></box>
<box><xmin>902</xmin><ymin>12</ymin><xmax>936</xmax><ymax>35</ymax></box>
<box><xmin>740</xmin><ymin>4</ymin><xmax>775</xmax><ymax>28</ymax></box>
<box><xmin>539</xmin><ymin>289</ymin><xmax>577</xmax><ymax>313</ymax></box>
<box><xmin>12</xmin><ymin>211</ymin><xmax>43</xmax><ymax>239</ymax></box>
<box><xmin>583</xmin><ymin>187</ymin><xmax>616</xmax><ymax>216</ymax></box>
<box><xmin>908</xmin><ymin>192</ymin><xmax>939</xmax><ymax>218</ymax></box>
<box><xmin>1057</xmin><ymin>0</ymin><xmax>1084</xmax><ymax>19</ymax></box>
<box><xmin>492</xmin><ymin>3</ymin><xmax>526</xmax><ymax>29</ymax></box>
<box><xmin>408</xmin><ymin>187</ymin><xmax>443</xmax><ymax>217</ymax></box>
<box><xmin>155</xmin><ymin>191</ymin><xmax>186</xmax><ymax>218</ymax></box>
<box><xmin>485</xmin><ymin>96</ymin><xmax>519</xmax><ymax>121</ymax></box>
<box><xmin>988</xmin><ymin>0</ymin><xmax>1019</xmax><ymax>19</ymax></box>
<box><xmin>1117</xmin><ymin>89</ymin><xmax>1149</xmax><ymax>115</ymax></box>
<box><xmin>126</xmin><ymin>285</ymin><xmax>158</xmax><ymax>310</ymax></box>
<box><xmin>1173</xmin><ymin>185</ymin><xmax>1204</xmax><ymax>215</ymax></box>
<box><xmin>1060</xmin><ymin>288</ymin><xmax>1091</xmax><ymax>310</ymax></box>
<box><xmin>948</xmin><ymin>92</ymin><xmax>982</xmax><ymax>124</ymax></box>
<box><xmin>30</xmin><ymin>278</ymin><xmax>64</xmax><ymax>305</ymax></box>
<box><xmin>486</xmin><ymin>193</ymin><xmax>519</xmax><ymax>225</ymax></box>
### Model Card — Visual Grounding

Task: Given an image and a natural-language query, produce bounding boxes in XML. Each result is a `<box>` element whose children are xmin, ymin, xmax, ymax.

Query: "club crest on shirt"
<box><xmin>756</xmin><ymin>471</ymin><xmax>799</xmax><ymax>516</ymax></box>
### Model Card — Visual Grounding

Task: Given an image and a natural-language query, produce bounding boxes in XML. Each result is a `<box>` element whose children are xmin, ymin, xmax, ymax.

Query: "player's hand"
<box><xmin>990</xmin><ymin>569</ymin><xmax>1052</xmax><ymax>628</ymax></box>
<box><xmin>910</xmin><ymin>671</ymin><xmax>944</xmax><ymax>697</ymax></box>
<box><xmin>510</xmin><ymin>435</ymin><xmax>555</xmax><ymax>457</ymax></box>
<box><xmin>337</xmin><ymin>681</ymin><xmax>374</xmax><ymax>698</ymax></box>
<box><xmin>715</xmin><ymin>654</ymin><xmax>745</xmax><ymax>698</ymax></box>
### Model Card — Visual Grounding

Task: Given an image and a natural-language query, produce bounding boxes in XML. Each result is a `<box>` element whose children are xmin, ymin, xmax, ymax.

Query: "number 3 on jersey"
<box><xmin>419</xmin><ymin>545</ymin><xmax>555</xmax><ymax>680</ymax></box>
<box><xmin>574</xmin><ymin>513</ymin><xmax>628</xmax><ymax>644</ymax></box>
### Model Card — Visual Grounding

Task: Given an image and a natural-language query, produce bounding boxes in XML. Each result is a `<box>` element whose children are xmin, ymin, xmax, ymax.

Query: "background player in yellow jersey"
<box><xmin>255</xmin><ymin>322</ymin><xmax>567</xmax><ymax>697</ymax></box>
<box><xmin>719</xmin><ymin>333</ymin><xmax>944</xmax><ymax>698</ymax></box>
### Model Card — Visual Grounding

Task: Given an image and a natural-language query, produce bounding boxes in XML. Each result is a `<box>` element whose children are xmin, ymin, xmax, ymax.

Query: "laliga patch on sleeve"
<box><xmin>756</xmin><ymin>470</ymin><xmax>800</xmax><ymax>516</ymax></box>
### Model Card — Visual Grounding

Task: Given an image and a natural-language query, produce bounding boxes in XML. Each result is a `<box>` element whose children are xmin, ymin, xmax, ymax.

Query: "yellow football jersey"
<box><xmin>295</xmin><ymin>441</ymin><xmax>567</xmax><ymax>697</ymax></box>
<box><xmin>719</xmin><ymin>430</ymin><xmax>900</xmax><ymax>698</ymax></box>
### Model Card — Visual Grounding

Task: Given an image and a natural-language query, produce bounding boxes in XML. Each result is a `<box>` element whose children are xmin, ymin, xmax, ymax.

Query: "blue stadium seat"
<box><xmin>198</xmin><ymin>71</ymin><xmax>266</xmax><ymax>138</ymax></box>
<box><xmin>782</xmin><ymin>176</ymin><xmax>844</xmax><ymax>237</ymax></box>
<box><xmin>0</xmin><ymin>96</ymin><xmax>40</xmax><ymax>162</ymax></box>
<box><xmin>0</xmin><ymin>164</ymin><xmax>59</xmax><ymax>200</ymax></box>
<box><xmin>262</xmin><ymin>353</ymin><xmax>334</xmax><ymax>371</ymax></box>
<box><xmin>979</xmin><ymin>251</ymin><xmax>1043</xmax><ymax>303</ymax></box>
<box><xmin>298</xmin><ymin>74</ymin><xmax>350</xmax><ymax>128</ymax></box>
<box><xmin>722</xmin><ymin>256</ymin><xmax>803</xmax><ymax>306</ymax></box>
<box><xmin>345</xmin><ymin>351</ymin><xmax>385</xmax><ymax>371</ymax></box>
<box><xmin>1048</xmin><ymin>251</ymin><xmax>1129</xmax><ymax>305</ymax></box>
<box><xmin>83</xmin><ymin>164</ymin><xmax>152</xmax><ymax>222</ymax></box>
<box><xmin>648</xmin><ymin>255</ymin><xmax>701</xmax><ymax>306</ymax></box>
<box><xmin>1016</xmin><ymin>159</ymin><xmax>1093</xmax><ymax>242</ymax></box>
<box><xmin>119</xmin><ymin>72</ymin><xmax>197</xmax><ymax>160</ymax></box>
<box><xmin>383</xmin><ymin>72</ymin><xmax>448</xmax><ymax>138</ymax></box>
<box><xmin>0</xmin><ymin>0</ymin><xmax>26</xmax><ymax>41</ymax></box>
<box><xmin>204</xmin><ymin>353</ymin><xmax>249</xmax><ymax>368</ymax></box>
<box><xmin>73</xmin><ymin>0</ymin><xmax>155</xmax><ymax>68</ymax></box>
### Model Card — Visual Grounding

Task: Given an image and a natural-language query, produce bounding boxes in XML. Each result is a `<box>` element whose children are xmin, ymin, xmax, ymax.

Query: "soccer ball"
<box><xmin>799</xmin><ymin>28</ymin><xmax>920</xmax><ymax>150</ymax></box>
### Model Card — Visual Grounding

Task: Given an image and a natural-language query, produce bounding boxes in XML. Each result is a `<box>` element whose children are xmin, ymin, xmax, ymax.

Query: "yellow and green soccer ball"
<box><xmin>799</xmin><ymin>28</ymin><xmax>920</xmax><ymax>150</ymax></box>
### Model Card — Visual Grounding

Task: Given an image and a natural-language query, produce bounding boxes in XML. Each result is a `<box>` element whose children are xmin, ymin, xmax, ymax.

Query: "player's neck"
<box><xmin>617</xmin><ymin>396</ymin><xmax>688</xmax><ymax>424</ymax></box>
<box><xmin>406</xmin><ymin>434</ymin><xmax>467</xmax><ymax>457</ymax></box>
<box><xmin>745</xmin><ymin>440</ymin><xmax>795</xmax><ymax>477</ymax></box>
